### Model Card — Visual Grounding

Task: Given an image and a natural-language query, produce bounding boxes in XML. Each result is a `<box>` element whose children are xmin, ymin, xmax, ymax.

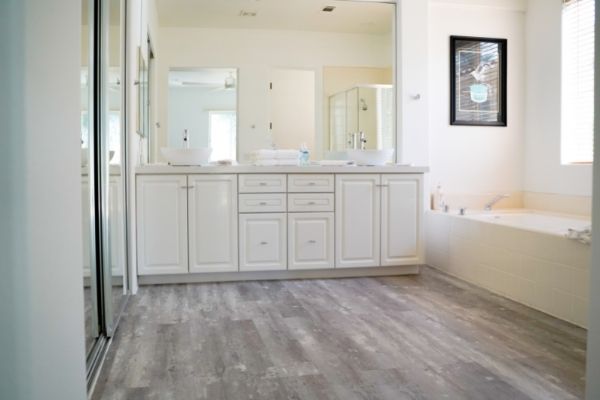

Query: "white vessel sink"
<box><xmin>347</xmin><ymin>149</ymin><xmax>394</xmax><ymax>166</ymax></box>
<box><xmin>161</xmin><ymin>147</ymin><xmax>212</xmax><ymax>166</ymax></box>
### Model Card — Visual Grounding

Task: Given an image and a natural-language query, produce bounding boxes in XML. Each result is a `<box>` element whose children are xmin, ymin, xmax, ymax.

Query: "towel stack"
<box><xmin>250</xmin><ymin>149</ymin><xmax>299</xmax><ymax>166</ymax></box>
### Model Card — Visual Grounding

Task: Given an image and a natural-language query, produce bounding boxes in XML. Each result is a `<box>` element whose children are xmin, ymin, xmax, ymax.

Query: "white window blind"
<box><xmin>561</xmin><ymin>0</ymin><xmax>595</xmax><ymax>164</ymax></box>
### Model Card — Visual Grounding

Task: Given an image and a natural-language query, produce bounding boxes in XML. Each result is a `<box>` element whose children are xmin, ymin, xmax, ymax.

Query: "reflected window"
<box><xmin>209</xmin><ymin>111</ymin><xmax>236</xmax><ymax>161</ymax></box>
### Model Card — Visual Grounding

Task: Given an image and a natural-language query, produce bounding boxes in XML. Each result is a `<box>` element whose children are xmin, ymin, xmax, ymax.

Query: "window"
<box><xmin>209</xmin><ymin>111</ymin><xmax>237</xmax><ymax>161</ymax></box>
<box><xmin>561</xmin><ymin>0</ymin><xmax>595</xmax><ymax>164</ymax></box>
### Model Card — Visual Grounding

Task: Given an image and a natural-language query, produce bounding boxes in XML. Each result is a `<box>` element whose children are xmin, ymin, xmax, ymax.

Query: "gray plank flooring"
<box><xmin>92</xmin><ymin>266</ymin><xmax>586</xmax><ymax>400</ymax></box>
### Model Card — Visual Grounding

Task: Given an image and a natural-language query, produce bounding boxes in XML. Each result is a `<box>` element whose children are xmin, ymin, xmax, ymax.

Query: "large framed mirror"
<box><xmin>149</xmin><ymin>0</ymin><xmax>396</xmax><ymax>164</ymax></box>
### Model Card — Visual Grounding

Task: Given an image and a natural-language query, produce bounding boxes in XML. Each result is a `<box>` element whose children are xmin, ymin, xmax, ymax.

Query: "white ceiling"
<box><xmin>155</xmin><ymin>0</ymin><xmax>394</xmax><ymax>35</ymax></box>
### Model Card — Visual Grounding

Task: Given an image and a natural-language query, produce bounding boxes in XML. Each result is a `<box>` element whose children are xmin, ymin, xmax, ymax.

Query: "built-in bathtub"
<box><xmin>425</xmin><ymin>209</ymin><xmax>591</xmax><ymax>327</ymax></box>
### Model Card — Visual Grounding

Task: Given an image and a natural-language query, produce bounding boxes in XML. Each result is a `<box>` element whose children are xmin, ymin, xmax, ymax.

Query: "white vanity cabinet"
<box><xmin>335</xmin><ymin>174</ymin><xmax>421</xmax><ymax>269</ymax></box>
<box><xmin>137</xmin><ymin>175</ymin><xmax>189</xmax><ymax>275</ymax></box>
<box><xmin>136</xmin><ymin>174</ymin><xmax>238</xmax><ymax>275</ymax></box>
<box><xmin>135</xmin><ymin>167</ymin><xmax>425</xmax><ymax>281</ymax></box>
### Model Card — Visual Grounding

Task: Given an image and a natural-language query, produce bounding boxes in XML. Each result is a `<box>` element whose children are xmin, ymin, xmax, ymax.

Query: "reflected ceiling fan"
<box><xmin>170</xmin><ymin>72</ymin><xmax>236</xmax><ymax>92</ymax></box>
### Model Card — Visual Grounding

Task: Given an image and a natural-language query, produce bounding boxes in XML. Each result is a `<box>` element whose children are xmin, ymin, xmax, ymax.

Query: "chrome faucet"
<box><xmin>359</xmin><ymin>131</ymin><xmax>367</xmax><ymax>150</ymax></box>
<box><xmin>183</xmin><ymin>129</ymin><xmax>190</xmax><ymax>149</ymax></box>
<box><xmin>484</xmin><ymin>194</ymin><xmax>509</xmax><ymax>211</ymax></box>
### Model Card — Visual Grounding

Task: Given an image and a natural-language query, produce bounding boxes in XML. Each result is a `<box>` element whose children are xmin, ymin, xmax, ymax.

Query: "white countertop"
<box><xmin>136</xmin><ymin>164</ymin><xmax>429</xmax><ymax>175</ymax></box>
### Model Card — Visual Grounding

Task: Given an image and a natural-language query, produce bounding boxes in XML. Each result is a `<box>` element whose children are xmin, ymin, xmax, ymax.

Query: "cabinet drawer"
<box><xmin>239</xmin><ymin>193</ymin><xmax>286</xmax><ymax>213</ymax></box>
<box><xmin>239</xmin><ymin>213</ymin><xmax>287</xmax><ymax>271</ymax></box>
<box><xmin>288</xmin><ymin>212</ymin><xmax>334</xmax><ymax>270</ymax></box>
<box><xmin>239</xmin><ymin>174</ymin><xmax>287</xmax><ymax>193</ymax></box>
<box><xmin>288</xmin><ymin>193</ymin><xmax>334</xmax><ymax>212</ymax></box>
<box><xmin>288</xmin><ymin>174</ymin><xmax>334</xmax><ymax>192</ymax></box>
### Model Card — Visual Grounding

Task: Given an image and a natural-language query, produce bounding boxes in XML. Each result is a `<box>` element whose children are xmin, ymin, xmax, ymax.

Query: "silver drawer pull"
<box><xmin>308</xmin><ymin>240</ymin><xmax>317</xmax><ymax>244</ymax></box>
<box><xmin>259</xmin><ymin>182</ymin><xmax>267</xmax><ymax>186</ymax></box>
<box><xmin>308</xmin><ymin>201</ymin><xmax>316</xmax><ymax>205</ymax></box>
<box><xmin>376</xmin><ymin>184</ymin><xmax>389</xmax><ymax>188</ymax></box>
<box><xmin>181</xmin><ymin>185</ymin><xmax>195</xmax><ymax>189</ymax></box>
<box><xmin>308</xmin><ymin>182</ymin><xmax>316</xmax><ymax>186</ymax></box>
<box><xmin>260</xmin><ymin>241</ymin><xmax>268</xmax><ymax>245</ymax></box>
<box><xmin>259</xmin><ymin>202</ymin><xmax>268</xmax><ymax>206</ymax></box>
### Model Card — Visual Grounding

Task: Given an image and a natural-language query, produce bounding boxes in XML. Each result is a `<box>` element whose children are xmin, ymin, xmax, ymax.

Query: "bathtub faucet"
<box><xmin>484</xmin><ymin>194</ymin><xmax>510</xmax><ymax>211</ymax></box>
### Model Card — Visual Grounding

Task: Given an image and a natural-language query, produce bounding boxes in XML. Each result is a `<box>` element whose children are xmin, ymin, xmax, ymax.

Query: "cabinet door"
<box><xmin>335</xmin><ymin>175</ymin><xmax>380</xmax><ymax>268</ymax></box>
<box><xmin>188</xmin><ymin>175</ymin><xmax>238</xmax><ymax>273</ymax></box>
<box><xmin>136</xmin><ymin>175</ymin><xmax>188</xmax><ymax>275</ymax></box>
<box><xmin>288</xmin><ymin>213</ymin><xmax>334</xmax><ymax>270</ymax></box>
<box><xmin>239</xmin><ymin>213</ymin><xmax>287</xmax><ymax>271</ymax></box>
<box><xmin>381</xmin><ymin>174</ymin><xmax>421</xmax><ymax>266</ymax></box>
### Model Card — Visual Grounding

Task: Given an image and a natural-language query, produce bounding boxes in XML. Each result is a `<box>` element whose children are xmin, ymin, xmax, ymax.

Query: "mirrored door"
<box><xmin>81</xmin><ymin>0</ymin><xmax>129</xmax><ymax>384</ymax></box>
<box><xmin>100</xmin><ymin>0</ymin><xmax>128</xmax><ymax>335</ymax></box>
<box><xmin>81</xmin><ymin>0</ymin><xmax>100</xmax><ymax>360</ymax></box>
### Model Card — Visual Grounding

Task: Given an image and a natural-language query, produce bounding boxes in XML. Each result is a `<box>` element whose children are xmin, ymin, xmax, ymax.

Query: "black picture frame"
<box><xmin>450</xmin><ymin>36</ymin><xmax>507</xmax><ymax>126</ymax></box>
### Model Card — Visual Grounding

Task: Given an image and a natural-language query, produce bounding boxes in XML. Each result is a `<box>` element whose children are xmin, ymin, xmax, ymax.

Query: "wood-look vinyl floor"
<box><xmin>92</xmin><ymin>266</ymin><xmax>586</xmax><ymax>400</ymax></box>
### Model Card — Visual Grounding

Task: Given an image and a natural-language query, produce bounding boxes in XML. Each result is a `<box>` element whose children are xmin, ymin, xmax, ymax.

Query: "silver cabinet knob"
<box><xmin>259</xmin><ymin>202</ymin><xmax>267</xmax><ymax>206</ymax></box>
<box><xmin>259</xmin><ymin>182</ymin><xmax>267</xmax><ymax>186</ymax></box>
<box><xmin>308</xmin><ymin>240</ymin><xmax>316</xmax><ymax>244</ymax></box>
<box><xmin>260</xmin><ymin>241</ymin><xmax>268</xmax><ymax>245</ymax></box>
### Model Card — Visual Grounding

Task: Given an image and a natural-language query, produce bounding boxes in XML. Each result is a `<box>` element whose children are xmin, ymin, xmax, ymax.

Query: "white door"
<box><xmin>335</xmin><ymin>174</ymin><xmax>381</xmax><ymax>268</ymax></box>
<box><xmin>239</xmin><ymin>213</ymin><xmax>287</xmax><ymax>271</ymax></box>
<box><xmin>268</xmin><ymin>68</ymin><xmax>316</xmax><ymax>152</ymax></box>
<box><xmin>188</xmin><ymin>174</ymin><xmax>238</xmax><ymax>273</ymax></box>
<box><xmin>137</xmin><ymin>175</ymin><xmax>188</xmax><ymax>275</ymax></box>
<box><xmin>381</xmin><ymin>174</ymin><xmax>421</xmax><ymax>266</ymax></box>
<box><xmin>288</xmin><ymin>212</ymin><xmax>334</xmax><ymax>270</ymax></box>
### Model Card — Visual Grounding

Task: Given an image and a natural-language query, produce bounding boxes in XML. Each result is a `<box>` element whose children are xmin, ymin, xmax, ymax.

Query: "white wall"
<box><xmin>168</xmin><ymin>87</ymin><xmax>236</xmax><ymax>148</ymax></box>
<box><xmin>427</xmin><ymin>0</ymin><xmax>526</xmax><ymax>196</ymax></box>
<box><xmin>155</xmin><ymin>27</ymin><xmax>392</xmax><ymax>161</ymax></box>
<box><xmin>0</xmin><ymin>0</ymin><xmax>87</xmax><ymax>398</ymax></box>
<box><xmin>525</xmin><ymin>0</ymin><xmax>593</xmax><ymax>197</ymax></box>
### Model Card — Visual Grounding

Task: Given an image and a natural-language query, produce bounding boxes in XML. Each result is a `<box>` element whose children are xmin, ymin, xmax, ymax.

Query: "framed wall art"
<box><xmin>450</xmin><ymin>36</ymin><xmax>507</xmax><ymax>126</ymax></box>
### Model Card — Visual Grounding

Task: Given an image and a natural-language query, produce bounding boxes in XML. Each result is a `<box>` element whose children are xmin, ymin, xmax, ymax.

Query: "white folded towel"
<box><xmin>318</xmin><ymin>160</ymin><xmax>355</xmax><ymax>166</ymax></box>
<box><xmin>274</xmin><ymin>149</ymin><xmax>299</xmax><ymax>159</ymax></box>
<box><xmin>254</xmin><ymin>159</ymin><xmax>298</xmax><ymax>166</ymax></box>
<box><xmin>565</xmin><ymin>225</ymin><xmax>592</xmax><ymax>245</ymax></box>
<box><xmin>251</xmin><ymin>149</ymin><xmax>299</xmax><ymax>160</ymax></box>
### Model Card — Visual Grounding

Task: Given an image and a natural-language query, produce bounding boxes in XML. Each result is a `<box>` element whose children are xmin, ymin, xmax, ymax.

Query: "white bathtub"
<box><xmin>466</xmin><ymin>211</ymin><xmax>590</xmax><ymax>236</ymax></box>
<box><xmin>425</xmin><ymin>209</ymin><xmax>591</xmax><ymax>327</ymax></box>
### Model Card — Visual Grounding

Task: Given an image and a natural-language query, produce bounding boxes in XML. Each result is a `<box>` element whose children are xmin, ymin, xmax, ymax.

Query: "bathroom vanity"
<box><xmin>136</xmin><ymin>165</ymin><xmax>428</xmax><ymax>284</ymax></box>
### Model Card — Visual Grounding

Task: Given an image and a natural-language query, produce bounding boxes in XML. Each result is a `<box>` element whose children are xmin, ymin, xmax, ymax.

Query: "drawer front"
<box><xmin>288</xmin><ymin>193</ymin><xmax>334</xmax><ymax>212</ymax></box>
<box><xmin>239</xmin><ymin>213</ymin><xmax>287</xmax><ymax>271</ymax></box>
<box><xmin>239</xmin><ymin>193</ymin><xmax>287</xmax><ymax>213</ymax></box>
<box><xmin>288</xmin><ymin>174</ymin><xmax>334</xmax><ymax>192</ymax></box>
<box><xmin>288</xmin><ymin>212</ymin><xmax>334</xmax><ymax>270</ymax></box>
<box><xmin>239</xmin><ymin>174</ymin><xmax>287</xmax><ymax>193</ymax></box>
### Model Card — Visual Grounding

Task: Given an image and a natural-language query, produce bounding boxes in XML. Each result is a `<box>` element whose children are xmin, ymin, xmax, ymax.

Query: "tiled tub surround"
<box><xmin>425</xmin><ymin>210</ymin><xmax>591</xmax><ymax>327</ymax></box>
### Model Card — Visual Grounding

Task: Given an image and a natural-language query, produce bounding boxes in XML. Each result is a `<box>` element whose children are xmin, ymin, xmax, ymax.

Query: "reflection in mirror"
<box><xmin>105</xmin><ymin>0</ymin><xmax>127</xmax><ymax>329</ymax></box>
<box><xmin>167</xmin><ymin>68</ymin><xmax>238</xmax><ymax>161</ymax></box>
<box><xmin>152</xmin><ymin>0</ymin><xmax>395</xmax><ymax>163</ymax></box>
<box><xmin>81</xmin><ymin>0</ymin><xmax>99</xmax><ymax>358</ymax></box>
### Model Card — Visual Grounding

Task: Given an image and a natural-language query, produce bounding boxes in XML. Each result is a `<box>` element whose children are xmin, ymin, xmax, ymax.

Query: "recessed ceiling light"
<box><xmin>239</xmin><ymin>10</ymin><xmax>257</xmax><ymax>17</ymax></box>
<box><xmin>322</xmin><ymin>6</ymin><xmax>336</xmax><ymax>12</ymax></box>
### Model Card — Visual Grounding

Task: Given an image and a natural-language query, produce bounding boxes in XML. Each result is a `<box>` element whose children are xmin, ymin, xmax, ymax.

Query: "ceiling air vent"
<box><xmin>239</xmin><ymin>10</ymin><xmax>257</xmax><ymax>17</ymax></box>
